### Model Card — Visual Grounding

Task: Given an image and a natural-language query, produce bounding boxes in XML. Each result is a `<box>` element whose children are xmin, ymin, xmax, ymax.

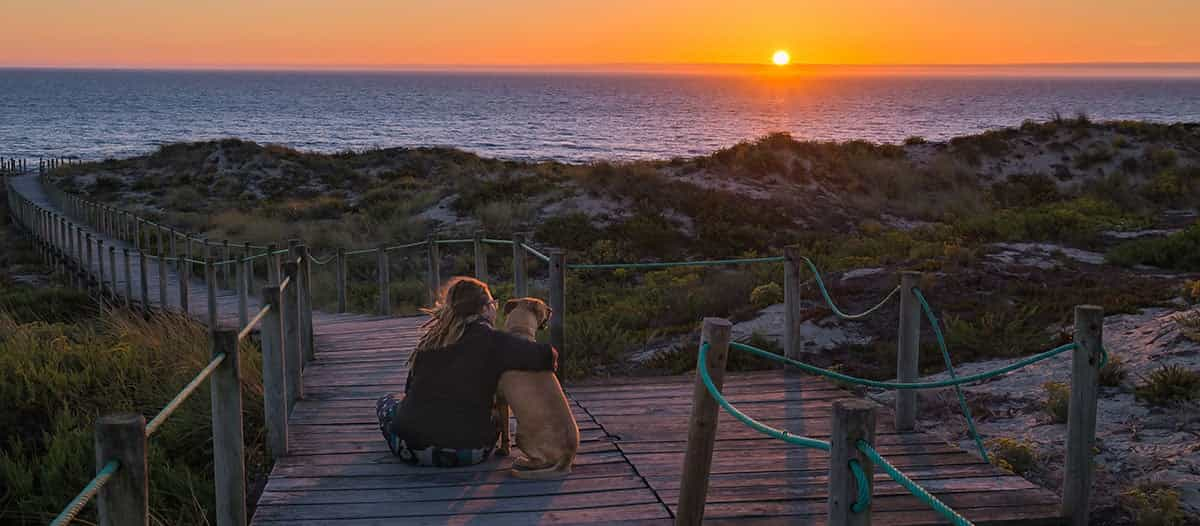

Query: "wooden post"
<box><xmin>1063</xmin><ymin>305</ymin><xmax>1103</xmax><ymax>525</ymax></box>
<box><xmin>675</xmin><ymin>318</ymin><xmax>733</xmax><ymax>526</ymax></box>
<box><xmin>261</xmin><ymin>285</ymin><xmax>289</xmax><ymax>458</ymax></box>
<box><xmin>222</xmin><ymin>240</ymin><xmax>232</xmax><ymax>289</ymax></box>
<box><xmin>96</xmin><ymin>239</ymin><xmax>106</xmax><ymax>296</ymax></box>
<box><xmin>139</xmin><ymin>250</ymin><xmax>150</xmax><ymax>311</ymax></box>
<box><xmin>513</xmin><ymin>233</ymin><xmax>528</xmax><ymax>297</ymax></box>
<box><xmin>85</xmin><ymin>233</ymin><xmax>94</xmax><ymax>291</ymax></box>
<box><xmin>298</xmin><ymin>245</ymin><xmax>314</xmax><ymax>363</ymax></box>
<box><xmin>282</xmin><ymin>262</ymin><xmax>302</xmax><ymax>411</ymax></box>
<box><xmin>210</xmin><ymin>329</ymin><xmax>248</xmax><ymax>526</ymax></box>
<box><xmin>168</xmin><ymin>228</ymin><xmax>177</xmax><ymax>270</ymax></box>
<box><xmin>267</xmin><ymin>244</ymin><xmax>280</xmax><ymax>284</ymax></box>
<box><xmin>549</xmin><ymin>250</ymin><xmax>566</xmax><ymax>352</ymax></box>
<box><xmin>783</xmin><ymin>245</ymin><xmax>804</xmax><ymax>362</ymax></box>
<box><xmin>158</xmin><ymin>249</ymin><xmax>168</xmax><ymax>309</ymax></box>
<box><xmin>336</xmin><ymin>247</ymin><xmax>347</xmax><ymax>313</ymax></box>
<box><xmin>377</xmin><ymin>245</ymin><xmax>390</xmax><ymax>316</ymax></box>
<box><xmin>242</xmin><ymin>242</ymin><xmax>253</xmax><ymax>297</ymax></box>
<box><xmin>237</xmin><ymin>256</ymin><xmax>248</xmax><ymax>329</ymax></box>
<box><xmin>121</xmin><ymin>248</ymin><xmax>131</xmax><ymax>307</ymax></box>
<box><xmin>95</xmin><ymin>413</ymin><xmax>148</xmax><ymax>526</ymax></box>
<box><xmin>109</xmin><ymin>246</ymin><xmax>118</xmax><ymax>300</ymax></box>
<box><xmin>206</xmin><ymin>259</ymin><xmax>218</xmax><ymax>328</ymax></box>
<box><xmin>179</xmin><ymin>252</ymin><xmax>190</xmax><ymax>314</ymax></box>
<box><xmin>828</xmin><ymin>400</ymin><xmax>877</xmax><ymax>526</ymax></box>
<box><xmin>427</xmin><ymin>235</ymin><xmax>440</xmax><ymax>302</ymax></box>
<box><xmin>474</xmin><ymin>231</ymin><xmax>488</xmax><ymax>282</ymax></box>
<box><xmin>895</xmin><ymin>271</ymin><xmax>922</xmax><ymax>431</ymax></box>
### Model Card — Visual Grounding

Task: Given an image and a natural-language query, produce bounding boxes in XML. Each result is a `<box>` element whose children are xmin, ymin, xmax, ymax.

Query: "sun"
<box><xmin>772</xmin><ymin>50</ymin><xmax>790</xmax><ymax>66</ymax></box>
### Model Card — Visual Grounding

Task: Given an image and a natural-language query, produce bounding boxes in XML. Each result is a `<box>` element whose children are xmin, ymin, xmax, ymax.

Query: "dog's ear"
<box><xmin>503</xmin><ymin>299</ymin><xmax>521</xmax><ymax>316</ymax></box>
<box><xmin>537</xmin><ymin>304</ymin><xmax>553</xmax><ymax>329</ymax></box>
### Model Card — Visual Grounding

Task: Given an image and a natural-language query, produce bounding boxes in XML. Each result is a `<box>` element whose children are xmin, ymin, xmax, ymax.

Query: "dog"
<box><xmin>495</xmin><ymin>297</ymin><xmax>579</xmax><ymax>479</ymax></box>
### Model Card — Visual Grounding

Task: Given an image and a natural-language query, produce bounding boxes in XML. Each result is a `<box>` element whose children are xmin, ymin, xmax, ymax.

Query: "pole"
<box><xmin>675</xmin><ymin>318</ymin><xmax>733</xmax><ymax>526</ymax></box>
<box><xmin>828</xmin><ymin>400</ymin><xmax>876</xmax><ymax>525</ymax></box>
<box><xmin>513</xmin><ymin>233</ymin><xmax>528</xmax><ymax>297</ymax></box>
<box><xmin>336</xmin><ymin>247</ymin><xmax>347</xmax><ymax>313</ymax></box>
<box><xmin>474</xmin><ymin>230</ymin><xmax>488</xmax><ymax>282</ymax></box>
<box><xmin>95</xmin><ymin>413</ymin><xmax>148</xmax><ymax>526</ymax></box>
<box><xmin>895</xmin><ymin>271</ymin><xmax>922</xmax><ymax>431</ymax></box>
<box><xmin>210</xmin><ymin>329</ymin><xmax>248</xmax><ymax>526</ymax></box>
<box><xmin>783</xmin><ymin>245</ymin><xmax>804</xmax><ymax>363</ymax></box>
<box><xmin>1063</xmin><ymin>305</ymin><xmax>1103</xmax><ymax>525</ymax></box>
<box><xmin>261</xmin><ymin>285</ymin><xmax>288</xmax><ymax>459</ymax></box>
<box><xmin>377</xmin><ymin>245</ymin><xmax>390</xmax><ymax>316</ymax></box>
<box><xmin>549</xmin><ymin>250</ymin><xmax>566</xmax><ymax>352</ymax></box>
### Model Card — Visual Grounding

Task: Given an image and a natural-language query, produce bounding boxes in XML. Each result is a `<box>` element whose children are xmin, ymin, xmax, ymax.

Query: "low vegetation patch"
<box><xmin>1108</xmin><ymin>222</ymin><xmax>1200</xmax><ymax>271</ymax></box>
<box><xmin>1135</xmin><ymin>365</ymin><xmax>1200</xmax><ymax>405</ymax></box>
<box><xmin>1100</xmin><ymin>353</ymin><xmax>1129</xmax><ymax>387</ymax></box>
<box><xmin>0</xmin><ymin>306</ymin><xmax>268</xmax><ymax>525</ymax></box>
<box><xmin>1120</xmin><ymin>482</ymin><xmax>1187</xmax><ymax>526</ymax></box>
<box><xmin>1043</xmin><ymin>381</ymin><xmax>1071</xmax><ymax>423</ymax></box>
<box><xmin>986</xmin><ymin>437</ymin><xmax>1038</xmax><ymax>476</ymax></box>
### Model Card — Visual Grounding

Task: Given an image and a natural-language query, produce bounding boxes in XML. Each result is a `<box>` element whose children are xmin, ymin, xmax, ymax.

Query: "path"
<box><xmin>7</xmin><ymin>174</ymin><xmax>1066</xmax><ymax>524</ymax></box>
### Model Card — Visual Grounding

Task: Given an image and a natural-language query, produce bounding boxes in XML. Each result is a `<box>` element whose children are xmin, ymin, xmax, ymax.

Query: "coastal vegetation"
<box><xmin>0</xmin><ymin>200</ymin><xmax>269</xmax><ymax>525</ymax></box>
<box><xmin>46</xmin><ymin>118</ymin><xmax>1199</xmax><ymax>380</ymax></box>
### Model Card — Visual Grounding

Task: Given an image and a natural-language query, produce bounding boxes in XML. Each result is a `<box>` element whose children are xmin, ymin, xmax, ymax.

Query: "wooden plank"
<box><xmin>256</xmin><ymin>476</ymin><xmax>647</xmax><ymax>505</ymax></box>
<box><xmin>261</xmin><ymin>462</ymin><xmax>639</xmax><ymax>492</ymax></box>
<box><xmin>252</xmin><ymin>488</ymin><xmax>660</xmax><ymax>521</ymax></box>
<box><xmin>250</xmin><ymin>502</ymin><xmax>671</xmax><ymax>525</ymax></box>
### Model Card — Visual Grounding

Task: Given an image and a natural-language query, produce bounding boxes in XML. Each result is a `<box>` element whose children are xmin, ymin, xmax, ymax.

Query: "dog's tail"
<box><xmin>510</xmin><ymin>457</ymin><xmax>573</xmax><ymax>480</ymax></box>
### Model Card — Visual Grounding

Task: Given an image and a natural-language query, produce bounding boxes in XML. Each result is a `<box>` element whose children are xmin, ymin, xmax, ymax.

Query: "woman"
<box><xmin>375</xmin><ymin>277</ymin><xmax>557</xmax><ymax>467</ymax></box>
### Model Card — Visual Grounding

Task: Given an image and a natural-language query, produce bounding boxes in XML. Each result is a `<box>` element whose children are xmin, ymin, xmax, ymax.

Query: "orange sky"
<box><xmin>2</xmin><ymin>0</ymin><xmax>1197</xmax><ymax>69</ymax></box>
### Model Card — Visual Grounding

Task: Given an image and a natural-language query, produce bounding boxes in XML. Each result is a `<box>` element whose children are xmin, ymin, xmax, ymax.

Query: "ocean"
<box><xmin>1</xmin><ymin>67</ymin><xmax>1199</xmax><ymax>163</ymax></box>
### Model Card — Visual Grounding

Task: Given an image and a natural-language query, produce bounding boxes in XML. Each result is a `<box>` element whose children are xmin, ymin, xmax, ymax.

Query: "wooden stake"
<box><xmin>895</xmin><ymin>271</ymin><xmax>922</xmax><ymax>431</ymax></box>
<box><xmin>675</xmin><ymin>317</ymin><xmax>733</xmax><ymax>526</ymax></box>
<box><xmin>1063</xmin><ymin>305</ymin><xmax>1103</xmax><ymax>525</ymax></box>
<box><xmin>828</xmin><ymin>400</ymin><xmax>876</xmax><ymax>526</ymax></box>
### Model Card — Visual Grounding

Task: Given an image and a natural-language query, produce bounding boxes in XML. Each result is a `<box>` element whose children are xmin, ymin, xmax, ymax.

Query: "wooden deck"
<box><xmin>251</xmin><ymin>315</ymin><xmax>1064</xmax><ymax>525</ymax></box>
<box><xmin>9</xmin><ymin>174</ymin><xmax>1066</xmax><ymax>525</ymax></box>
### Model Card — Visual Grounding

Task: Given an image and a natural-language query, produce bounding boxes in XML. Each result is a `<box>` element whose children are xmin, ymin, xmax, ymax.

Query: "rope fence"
<box><xmin>48</xmin><ymin>460</ymin><xmax>120</xmax><ymax>526</ymax></box>
<box><xmin>11</xmin><ymin>168</ymin><xmax>1108</xmax><ymax>526</ymax></box>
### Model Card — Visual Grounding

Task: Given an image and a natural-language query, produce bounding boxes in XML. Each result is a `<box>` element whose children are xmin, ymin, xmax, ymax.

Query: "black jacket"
<box><xmin>390</xmin><ymin>320</ymin><xmax>557</xmax><ymax>449</ymax></box>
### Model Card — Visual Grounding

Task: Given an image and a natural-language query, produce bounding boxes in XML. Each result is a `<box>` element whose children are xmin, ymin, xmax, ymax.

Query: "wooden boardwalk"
<box><xmin>8</xmin><ymin>174</ymin><xmax>1066</xmax><ymax>525</ymax></box>
<box><xmin>252</xmin><ymin>316</ymin><xmax>1064</xmax><ymax>525</ymax></box>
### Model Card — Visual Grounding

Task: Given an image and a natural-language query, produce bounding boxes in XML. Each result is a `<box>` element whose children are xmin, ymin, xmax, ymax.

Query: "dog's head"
<box><xmin>503</xmin><ymin>297</ymin><xmax>553</xmax><ymax>334</ymax></box>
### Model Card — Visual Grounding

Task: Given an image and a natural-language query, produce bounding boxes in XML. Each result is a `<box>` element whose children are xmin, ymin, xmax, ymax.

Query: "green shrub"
<box><xmin>986</xmin><ymin>437</ymin><xmax>1037</xmax><ymax>475</ymax></box>
<box><xmin>903</xmin><ymin>136</ymin><xmax>927</xmax><ymax>146</ymax></box>
<box><xmin>0</xmin><ymin>311</ymin><xmax>267</xmax><ymax>525</ymax></box>
<box><xmin>1100</xmin><ymin>354</ymin><xmax>1129</xmax><ymax>387</ymax></box>
<box><xmin>1175</xmin><ymin>310</ymin><xmax>1200</xmax><ymax>343</ymax></box>
<box><xmin>1043</xmin><ymin>381</ymin><xmax>1070</xmax><ymax>423</ymax></box>
<box><xmin>1108</xmin><ymin>223</ymin><xmax>1200</xmax><ymax>271</ymax></box>
<box><xmin>749</xmin><ymin>282</ymin><xmax>784</xmax><ymax>309</ymax></box>
<box><xmin>1186</xmin><ymin>280</ymin><xmax>1200</xmax><ymax>304</ymax></box>
<box><xmin>1120</xmin><ymin>483</ymin><xmax>1186</xmax><ymax>526</ymax></box>
<box><xmin>1136</xmin><ymin>365</ymin><xmax>1200</xmax><ymax>405</ymax></box>
<box><xmin>0</xmin><ymin>285</ymin><xmax>94</xmax><ymax>324</ymax></box>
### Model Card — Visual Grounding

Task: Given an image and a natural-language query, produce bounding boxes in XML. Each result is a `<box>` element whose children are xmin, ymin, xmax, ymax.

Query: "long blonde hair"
<box><xmin>412</xmin><ymin>277</ymin><xmax>493</xmax><ymax>365</ymax></box>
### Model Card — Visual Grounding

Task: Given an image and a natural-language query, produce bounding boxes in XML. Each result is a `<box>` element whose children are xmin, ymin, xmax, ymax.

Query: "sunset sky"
<box><xmin>2</xmin><ymin>0</ymin><xmax>1198</xmax><ymax>69</ymax></box>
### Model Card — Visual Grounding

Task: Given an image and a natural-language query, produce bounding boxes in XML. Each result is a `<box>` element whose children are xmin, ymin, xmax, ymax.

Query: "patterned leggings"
<box><xmin>375</xmin><ymin>394</ymin><xmax>494</xmax><ymax>467</ymax></box>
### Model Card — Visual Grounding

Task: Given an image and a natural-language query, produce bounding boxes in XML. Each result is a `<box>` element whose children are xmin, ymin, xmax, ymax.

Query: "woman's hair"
<box><xmin>412</xmin><ymin>277</ymin><xmax>493</xmax><ymax>364</ymax></box>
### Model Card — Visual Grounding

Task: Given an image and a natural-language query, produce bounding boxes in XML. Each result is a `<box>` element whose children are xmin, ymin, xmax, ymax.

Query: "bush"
<box><xmin>0</xmin><ymin>311</ymin><xmax>267</xmax><ymax>525</ymax></box>
<box><xmin>903</xmin><ymin>136</ymin><xmax>927</xmax><ymax>146</ymax></box>
<box><xmin>749</xmin><ymin>282</ymin><xmax>784</xmax><ymax>309</ymax></box>
<box><xmin>1108</xmin><ymin>223</ymin><xmax>1200</xmax><ymax>271</ymax></box>
<box><xmin>1120</xmin><ymin>483</ymin><xmax>1186</xmax><ymax>526</ymax></box>
<box><xmin>0</xmin><ymin>285</ymin><xmax>94</xmax><ymax>323</ymax></box>
<box><xmin>1043</xmin><ymin>381</ymin><xmax>1070</xmax><ymax>423</ymax></box>
<box><xmin>1100</xmin><ymin>354</ymin><xmax>1129</xmax><ymax>387</ymax></box>
<box><xmin>986</xmin><ymin>437</ymin><xmax>1037</xmax><ymax>475</ymax></box>
<box><xmin>1175</xmin><ymin>310</ymin><xmax>1200</xmax><ymax>343</ymax></box>
<box><xmin>1136</xmin><ymin>365</ymin><xmax>1200</xmax><ymax>405</ymax></box>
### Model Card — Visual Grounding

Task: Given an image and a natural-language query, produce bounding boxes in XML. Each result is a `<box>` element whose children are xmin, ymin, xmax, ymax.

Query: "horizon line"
<box><xmin>3</xmin><ymin>60</ymin><xmax>1200</xmax><ymax>73</ymax></box>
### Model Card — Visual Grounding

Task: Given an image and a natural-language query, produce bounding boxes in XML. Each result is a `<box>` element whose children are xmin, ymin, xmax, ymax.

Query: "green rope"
<box><xmin>385</xmin><ymin>240</ymin><xmax>429</xmax><ymax>252</ymax></box>
<box><xmin>482</xmin><ymin>238</ymin><xmax>515</xmax><ymax>245</ymax></box>
<box><xmin>698</xmin><ymin>343</ymin><xmax>831</xmax><ymax>451</ymax></box>
<box><xmin>849</xmin><ymin>459</ymin><xmax>871</xmax><ymax>513</ymax></box>
<box><xmin>523</xmin><ymin>244</ymin><xmax>552</xmax><ymax>263</ymax></box>
<box><xmin>912</xmin><ymin>287</ymin><xmax>989</xmax><ymax>463</ymax></box>
<box><xmin>345</xmin><ymin>248</ymin><xmax>377</xmax><ymax>256</ymax></box>
<box><xmin>435</xmin><ymin>238</ymin><xmax>474</xmax><ymax>245</ymax></box>
<box><xmin>568</xmin><ymin>255</ymin><xmax>785</xmax><ymax>270</ymax></box>
<box><xmin>798</xmin><ymin>256</ymin><xmax>900</xmax><ymax>319</ymax></box>
<box><xmin>728</xmin><ymin>341</ymin><xmax>1078</xmax><ymax>390</ymax></box>
<box><xmin>857</xmin><ymin>440</ymin><xmax>974</xmax><ymax>526</ymax></box>
<box><xmin>50</xmin><ymin>459</ymin><xmax>120</xmax><ymax>526</ymax></box>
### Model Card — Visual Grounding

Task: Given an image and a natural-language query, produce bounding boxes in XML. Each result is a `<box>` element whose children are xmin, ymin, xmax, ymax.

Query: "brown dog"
<box><xmin>496</xmin><ymin>297</ymin><xmax>579</xmax><ymax>479</ymax></box>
